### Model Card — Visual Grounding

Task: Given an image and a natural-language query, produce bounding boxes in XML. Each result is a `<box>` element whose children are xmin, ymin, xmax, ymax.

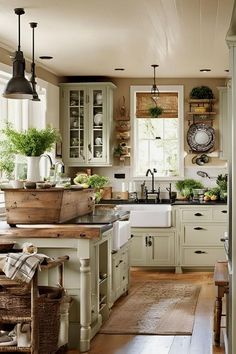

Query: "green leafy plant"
<box><xmin>190</xmin><ymin>86</ymin><xmax>214</xmax><ymax>99</ymax></box>
<box><xmin>88</xmin><ymin>174</ymin><xmax>109</xmax><ymax>190</ymax></box>
<box><xmin>216</xmin><ymin>174</ymin><xmax>228</xmax><ymax>191</ymax></box>
<box><xmin>113</xmin><ymin>145</ymin><xmax>123</xmax><ymax>157</ymax></box>
<box><xmin>73</xmin><ymin>173</ymin><xmax>109</xmax><ymax>203</ymax></box>
<box><xmin>148</xmin><ymin>106</ymin><xmax>164</xmax><ymax>118</ymax></box>
<box><xmin>2</xmin><ymin>125</ymin><xmax>60</xmax><ymax>156</ymax></box>
<box><xmin>175</xmin><ymin>179</ymin><xmax>204</xmax><ymax>199</ymax></box>
<box><xmin>0</xmin><ymin>139</ymin><xmax>15</xmax><ymax>179</ymax></box>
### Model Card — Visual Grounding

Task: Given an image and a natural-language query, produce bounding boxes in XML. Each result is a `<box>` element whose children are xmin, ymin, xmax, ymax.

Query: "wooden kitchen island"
<box><xmin>0</xmin><ymin>221</ymin><xmax>113</xmax><ymax>352</ymax></box>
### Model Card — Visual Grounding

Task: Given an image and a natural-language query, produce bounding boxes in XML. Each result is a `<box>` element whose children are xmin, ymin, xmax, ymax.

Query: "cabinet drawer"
<box><xmin>182</xmin><ymin>247</ymin><xmax>226</xmax><ymax>266</ymax></box>
<box><xmin>212</xmin><ymin>208</ymin><xmax>228</xmax><ymax>222</ymax></box>
<box><xmin>181</xmin><ymin>209</ymin><xmax>212</xmax><ymax>222</ymax></box>
<box><xmin>183</xmin><ymin>224</ymin><xmax>227</xmax><ymax>246</ymax></box>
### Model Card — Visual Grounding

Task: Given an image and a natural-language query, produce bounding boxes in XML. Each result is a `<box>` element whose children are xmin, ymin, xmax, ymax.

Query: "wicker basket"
<box><xmin>0</xmin><ymin>285</ymin><xmax>64</xmax><ymax>353</ymax></box>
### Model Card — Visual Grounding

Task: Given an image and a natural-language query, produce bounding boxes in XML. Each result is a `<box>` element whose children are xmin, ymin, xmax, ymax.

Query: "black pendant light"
<box><xmin>151</xmin><ymin>64</ymin><xmax>159</xmax><ymax>105</ymax></box>
<box><xmin>3</xmin><ymin>8</ymin><xmax>33</xmax><ymax>99</ymax></box>
<box><xmin>30</xmin><ymin>22</ymin><xmax>40</xmax><ymax>101</ymax></box>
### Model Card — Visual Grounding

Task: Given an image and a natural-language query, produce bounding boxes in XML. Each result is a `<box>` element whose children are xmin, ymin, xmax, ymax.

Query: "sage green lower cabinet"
<box><xmin>13</xmin><ymin>228</ymin><xmax>112</xmax><ymax>352</ymax></box>
<box><xmin>111</xmin><ymin>241</ymin><xmax>130</xmax><ymax>304</ymax></box>
<box><xmin>176</xmin><ymin>205</ymin><xmax>228</xmax><ymax>269</ymax></box>
<box><xmin>130</xmin><ymin>228</ymin><xmax>175</xmax><ymax>267</ymax></box>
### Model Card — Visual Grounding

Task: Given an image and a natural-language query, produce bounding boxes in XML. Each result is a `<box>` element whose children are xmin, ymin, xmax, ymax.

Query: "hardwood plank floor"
<box><xmin>67</xmin><ymin>269</ymin><xmax>225</xmax><ymax>354</ymax></box>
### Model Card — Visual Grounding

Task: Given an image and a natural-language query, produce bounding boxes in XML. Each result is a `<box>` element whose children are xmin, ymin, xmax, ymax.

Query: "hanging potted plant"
<box><xmin>148</xmin><ymin>105</ymin><xmax>164</xmax><ymax>118</ymax></box>
<box><xmin>2</xmin><ymin>124</ymin><xmax>60</xmax><ymax>182</ymax></box>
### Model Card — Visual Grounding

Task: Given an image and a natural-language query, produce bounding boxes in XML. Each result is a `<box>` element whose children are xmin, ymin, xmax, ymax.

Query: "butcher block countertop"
<box><xmin>0</xmin><ymin>221</ymin><xmax>113</xmax><ymax>240</ymax></box>
<box><xmin>0</xmin><ymin>207</ymin><xmax>129</xmax><ymax>240</ymax></box>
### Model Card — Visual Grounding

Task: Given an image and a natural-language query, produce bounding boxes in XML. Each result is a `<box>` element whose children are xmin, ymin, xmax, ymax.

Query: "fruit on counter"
<box><xmin>204</xmin><ymin>195</ymin><xmax>211</xmax><ymax>201</ymax></box>
<box><xmin>210</xmin><ymin>195</ymin><xmax>218</xmax><ymax>201</ymax></box>
<box><xmin>204</xmin><ymin>187</ymin><xmax>221</xmax><ymax>201</ymax></box>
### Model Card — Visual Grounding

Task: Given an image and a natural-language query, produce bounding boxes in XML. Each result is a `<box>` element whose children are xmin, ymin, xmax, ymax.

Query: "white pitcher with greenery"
<box><xmin>3</xmin><ymin>125</ymin><xmax>60</xmax><ymax>182</ymax></box>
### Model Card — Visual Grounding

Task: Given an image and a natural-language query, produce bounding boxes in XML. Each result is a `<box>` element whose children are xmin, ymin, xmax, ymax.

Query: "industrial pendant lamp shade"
<box><xmin>30</xmin><ymin>22</ymin><xmax>40</xmax><ymax>101</ymax></box>
<box><xmin>151</xmin><ymin>64</ymin><xmax>159</xmax><ymax>105</ymax></box>
<box><xmin>3</xmin><ymin>8</ymin><xmax>33</xmax><ymax>99</ymax></box>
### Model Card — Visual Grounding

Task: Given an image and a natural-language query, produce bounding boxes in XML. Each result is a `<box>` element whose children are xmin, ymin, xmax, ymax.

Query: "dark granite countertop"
<box><xmin>65</xmin><ymin>209</ymin><xmax>129</xmax><ymax>225</ymax></box>
<box><xmin>100</xmin><ymin>199</ymin><xmax>227</xmax><ymax>206</ymax></box>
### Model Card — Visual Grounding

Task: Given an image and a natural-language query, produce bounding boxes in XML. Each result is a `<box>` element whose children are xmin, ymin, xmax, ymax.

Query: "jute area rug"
<box><xmin>100</xmin><ymin>281</ymin><xmax>201</xmax><ymax>335</ymax></box>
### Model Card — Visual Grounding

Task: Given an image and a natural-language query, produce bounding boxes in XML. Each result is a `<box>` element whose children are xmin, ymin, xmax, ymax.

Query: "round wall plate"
<box><xmin>187</xmin><ymin>123</ymin><xmax>215</xmax><ymax>152</ymax></box>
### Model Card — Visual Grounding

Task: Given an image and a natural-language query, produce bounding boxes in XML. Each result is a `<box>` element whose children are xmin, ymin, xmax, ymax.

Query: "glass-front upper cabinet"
<box><xmin>60</xmin><ymin>83</ymin><xmax>116</xmax><ymax>166</ymax></box>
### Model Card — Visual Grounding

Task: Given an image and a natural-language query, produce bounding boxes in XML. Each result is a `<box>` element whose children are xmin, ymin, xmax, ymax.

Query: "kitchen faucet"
<box><xmin>145</xmin><ymin>168</ymin><xmax>160</xmax><ymax>203</ymax></box>
<box><xmin>145</xmin><ymin>168</ymin><xmax>157</xmax><ymax>193</ymax></box>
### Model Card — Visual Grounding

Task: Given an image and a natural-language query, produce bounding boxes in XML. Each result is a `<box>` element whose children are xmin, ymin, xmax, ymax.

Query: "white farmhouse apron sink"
<box><xmin>116</xmin><ymin>204</ymin><xmax>172</xmax><ymax>227</ymax></box>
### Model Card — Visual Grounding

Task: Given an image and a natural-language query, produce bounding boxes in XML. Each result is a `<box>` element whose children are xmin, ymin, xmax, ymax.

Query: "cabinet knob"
<box><xmin>194</xmin><ymin>227</ymin><xmax>205</xmax><ymax>230</ymax></box>
<box><xmin>194</xmin><ymin>213</ymin><xmax>203</xmax><ymax>216</ymax></box>
<box><xmin>221</xmin><ymin>210</ymin><xmax>227</xmax><ymax>214</ymax></box>
<box><xmin>194</xmin><ymin>250</ymin><xmax>207</xmax><ymax>254</ymax></box>
<box><xmin>130</xmin><ymin>234</ymin><xmax>134</xmax><ymax>238</ymax></box>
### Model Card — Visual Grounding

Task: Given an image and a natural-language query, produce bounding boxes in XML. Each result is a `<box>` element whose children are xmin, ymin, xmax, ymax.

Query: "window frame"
<box><xmin>130</xmin><ymin>85</ymin><xmax>184</xmax><ymax>181</ymax></box>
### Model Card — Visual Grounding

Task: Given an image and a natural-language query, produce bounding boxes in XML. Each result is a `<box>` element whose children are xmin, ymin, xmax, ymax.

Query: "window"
<box><xmin>131</xmin><ymin>85</ymin><xmax>184</xmax><ymax>180</ymax></box>
<box><xmin>0</xmin><ymin>68</ymin><xmax>47</xmax><ymax>180</ymax></box>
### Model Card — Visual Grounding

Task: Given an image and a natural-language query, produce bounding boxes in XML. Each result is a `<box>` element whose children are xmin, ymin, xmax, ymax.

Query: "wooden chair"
<box><xmin>213</xmin><ymin>261</ymin><xmax>229</xmax><ymax>345</ymax></box>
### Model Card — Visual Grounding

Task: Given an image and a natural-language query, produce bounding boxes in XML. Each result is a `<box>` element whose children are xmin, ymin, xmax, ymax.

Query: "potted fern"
<box><xmin>2</xmin><ymin>125</ymin><xmax>60</xmax><ymax>182</ymax></box>
<box><xmin>148</xmin><ymin>105</ymin><xmax>163</xmax><ymax>118</ymax></box>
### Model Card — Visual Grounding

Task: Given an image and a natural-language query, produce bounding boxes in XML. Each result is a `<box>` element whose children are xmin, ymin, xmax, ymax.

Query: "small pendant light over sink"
<box><xmin>3</xmin><ymin>8</ymin><xmax>33</xmax><ymax>99</ymax></box>
<box><xmin>151</xmin><ymin>64</ymin><xmax>159</xmax><ymax>105</ymax></box>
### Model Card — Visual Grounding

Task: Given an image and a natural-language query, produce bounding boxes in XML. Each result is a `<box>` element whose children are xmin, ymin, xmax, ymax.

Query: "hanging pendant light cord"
<box><xmin>18</xmin><ymin>12</ymin><xmax>21</xmax><ymax>51</ymax></box>
<box><xmin>151</xmin><ymin>64</ymin><xmax>159</xmax><ymax>106</ymax></box>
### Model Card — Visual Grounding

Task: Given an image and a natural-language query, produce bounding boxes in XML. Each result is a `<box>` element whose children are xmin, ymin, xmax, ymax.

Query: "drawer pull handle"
<box><xmin>220</xmin><ymin>237</ymin><xmax>229</xmax><ymax>242</ymax></box>
<box><xmin>194</xmin><ymin>213</ymin><xmax>203</xmax><ymax>216</ymax></box>
<box><xmin>221</xmin><ymin>210</ymin><xmax>227</xmax><ymax>214</ymax></box>
<box><xmin>194</xmin><ymin>250</ymin><xmax>207</xmax><ymax>254</ymax></box>
<box><xmin>131</xmin><ymin>234</ymin><xmax>134</xmax><ymax>238</ymax></box>
<box><xmin>194</xmin><ymin>227</ymin><xmax>204</xmax><ymax>230</ymax></box>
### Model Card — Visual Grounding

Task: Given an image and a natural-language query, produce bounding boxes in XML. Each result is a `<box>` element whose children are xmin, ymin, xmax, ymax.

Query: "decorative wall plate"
<box><xmin>187</xmin><ymin>123</ymin><xmax>215</xmax><ymax>152</ymax></box>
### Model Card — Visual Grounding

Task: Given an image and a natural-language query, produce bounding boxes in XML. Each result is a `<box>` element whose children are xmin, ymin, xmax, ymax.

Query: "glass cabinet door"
<box><xmin>69</xmin><ymin>89</ymin><xmax>86</xmax><ymax>161</ymax></box>
<box><xmin>89</xmin><ymin>88</ymin><xmax>107</xmax><ymax>162</ymax></box>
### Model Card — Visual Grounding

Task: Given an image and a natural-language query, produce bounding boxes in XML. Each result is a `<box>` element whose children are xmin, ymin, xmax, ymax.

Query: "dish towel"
<box><xmin>3</xmin><ymin>253</ymin><xmax>47</xmax><ymax>283</ymax></box>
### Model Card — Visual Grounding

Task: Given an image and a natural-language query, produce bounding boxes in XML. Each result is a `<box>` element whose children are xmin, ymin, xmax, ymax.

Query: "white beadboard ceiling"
<box><xmin>0</xmin><ymin>0</ymin><xmax>234</xmax><ymax>78</ymax></box>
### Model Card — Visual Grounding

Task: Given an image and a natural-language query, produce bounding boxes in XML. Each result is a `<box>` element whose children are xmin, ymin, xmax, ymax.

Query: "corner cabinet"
<box><xmin>60</xmin><ymin>82</ymin><xmax>116</xmax><ymax>166</ymax></box>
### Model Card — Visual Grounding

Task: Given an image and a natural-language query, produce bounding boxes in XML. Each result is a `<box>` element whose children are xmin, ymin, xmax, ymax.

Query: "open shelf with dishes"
<box><xmin>113</xmin><ymin>96</ymin><xmax>131</xmax><ymax>162</ymax></box>
<box><xmin>187</xmin><ymin>99</ymin><xmax>217</xmax><ymax>126</ymax></box>
<box><xmin>186</xmin><ymin>97</ymin><xmax>217</xmax><ymax>154</ymax></box>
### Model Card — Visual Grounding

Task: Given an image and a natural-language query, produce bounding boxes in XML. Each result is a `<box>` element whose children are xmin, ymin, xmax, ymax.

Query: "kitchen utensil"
<box><xmin>197</xmin><ymin>171</ymin><xmax>217</xmax><ymax>179</ymax></box>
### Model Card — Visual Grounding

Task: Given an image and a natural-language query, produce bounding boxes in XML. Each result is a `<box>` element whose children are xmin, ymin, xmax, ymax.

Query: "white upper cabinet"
<box><xmin>60</xmin><ymin>82</ymin><xmax>116</xmax><ymax>166</ymax></box>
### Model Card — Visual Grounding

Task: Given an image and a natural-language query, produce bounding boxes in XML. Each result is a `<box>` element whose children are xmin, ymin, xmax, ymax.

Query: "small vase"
<box><xmin>26</xmin><ymin>156</ymin><xmax>41</xmax><ymax>182</ymax></box>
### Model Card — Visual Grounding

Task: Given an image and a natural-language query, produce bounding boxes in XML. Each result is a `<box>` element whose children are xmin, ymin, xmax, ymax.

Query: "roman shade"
<box><xmin>136</xmin><ymin>92</ymin><xmax>178</xmax><ymax>118</ymax></box>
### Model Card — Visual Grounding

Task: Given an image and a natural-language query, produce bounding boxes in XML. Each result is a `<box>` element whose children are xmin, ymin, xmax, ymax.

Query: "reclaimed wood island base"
<box><xmin>0</xmin><ymin>221</ymin><xmax>113</xmax><ymax>352</ymax></box>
